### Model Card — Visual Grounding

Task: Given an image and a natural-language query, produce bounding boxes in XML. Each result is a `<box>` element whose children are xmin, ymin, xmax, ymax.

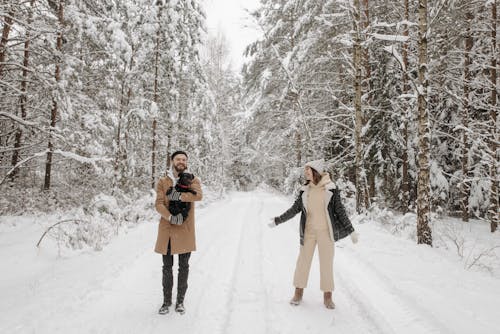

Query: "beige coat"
<box><xmin>154</xmin><ymin>175</ymin><xmax>203</xmax><ymax>255</ymax></box>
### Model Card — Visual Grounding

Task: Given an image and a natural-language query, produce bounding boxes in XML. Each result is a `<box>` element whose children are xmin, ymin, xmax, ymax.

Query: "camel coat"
<box><xmin>154</xmin><ymin>175</ymin><xmax>203</xmax><ymax>255</ymax></box>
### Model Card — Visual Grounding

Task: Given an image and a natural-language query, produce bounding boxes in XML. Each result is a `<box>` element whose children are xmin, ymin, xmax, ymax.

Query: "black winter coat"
<box><xmin>275</xmin><ymin>187</ymin><xmax>354</xmax><ymax>245</ymax></box>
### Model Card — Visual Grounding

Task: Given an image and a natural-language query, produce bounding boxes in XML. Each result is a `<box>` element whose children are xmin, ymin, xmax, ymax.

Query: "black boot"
<box><xmin>175</xmin><ymin>302</ymin><xmax>185</xmax><ymax>315</ymax></box>
<box><xmin>176</xmin><ymin>252</ymin><xmax>191</xmax><ymax>314</ymax></box>
<box><xmin>158</xmin><ymin>302</ymin><xmax>171</xmax><ymax>315</ymax></box>
<box><xmin>161</xmin><ymin>251</ymin><xmax>174</xmax><ymax>314</ymax></box>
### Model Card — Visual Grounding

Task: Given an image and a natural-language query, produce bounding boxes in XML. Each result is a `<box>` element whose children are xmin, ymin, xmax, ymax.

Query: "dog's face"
<box><xmin>177</xmin><ymin>172</ymin><xmax>194</xmax><ymax>188</ymax></box>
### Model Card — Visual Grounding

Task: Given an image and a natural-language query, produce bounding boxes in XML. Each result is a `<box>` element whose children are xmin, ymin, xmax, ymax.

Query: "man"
<box><xmin>154</xmin><ymin>150</ymin><xmax>203</xmax><ymax>315</ymax></box>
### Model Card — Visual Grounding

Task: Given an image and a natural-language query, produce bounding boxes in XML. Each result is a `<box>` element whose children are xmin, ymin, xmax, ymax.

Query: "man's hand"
<box><xmin>167</xmin><ymin>187</ymin><xmax>182</xmax><ymax>201</ymax></box>
<box><xmin>268</xmin><ymin>218</ymin><xmax>277</xmax><ymax>228</ymax></box>
<box><xmin>170</xmin><ymin>213</ymin><xmax>184</xmax><ymax>225</ymax></box>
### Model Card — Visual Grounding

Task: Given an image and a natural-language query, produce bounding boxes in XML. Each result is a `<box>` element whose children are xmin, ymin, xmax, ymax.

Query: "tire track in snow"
<box><xmin>337</xmin><ymin>246</ymin><xmax>455</xmax><ymax>334</ymax></box>
<box><xmin>335</xmin><ymin>269</ymin><xmax>396</xmax><ymax>334</ymax></box>
<box><xmin>30</xmin><ymin>224</ymin><xmax>167</xmax><ymax>334</ymax></box>
<box><xmin>53</xmin><ymin>197</ymin><xmax>248</xmax><ymax>334</ymax></box>
<box><xmin>257</xmin><ymin>197</ymin><xmax>273</xmax><ymax>334</ymax></box>
<box><xmin>183</xmin><ymin>195</ymin><xmax>254</xmax><ymax>334</ymax></box>
<box><xmin>222</xmin><ymin>198</ymin><xmax>268</xmax><ymax>334</ymax></box>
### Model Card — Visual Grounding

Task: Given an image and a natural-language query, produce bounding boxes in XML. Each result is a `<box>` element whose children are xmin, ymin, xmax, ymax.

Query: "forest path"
<box><xmin>1</xmin><ymin>191</ymin><xmax>498</xmax><ymax>333</ymax></box>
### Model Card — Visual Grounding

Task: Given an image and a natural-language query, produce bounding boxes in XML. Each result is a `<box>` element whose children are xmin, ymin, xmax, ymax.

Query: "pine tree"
<box><xmin>9</xmin><ymin>0</ymin><xmax>34</xmax><ymax>181</ymax></box>
<box><xmin>489</xmin><ymin>0</ymin><xmax>498</xmax><ymax>232</ymax></box>
<box><xmin>43</xmin><ymin>0</ymin><xmax>65</xmax><ymax>190</ymax></box>
<box><xmin>0</xmin><ymin>3</ymin><xmax>14</xmax><ymax>78</ymax></box>
<box><xmin>352</xmin><ymin>0</ymin><xmax>364</xmax><ymax>213</ymax></box>
<box><xmin>461</xmin><ymin>10</ymin><xmax>474</xmax><ymax>222</ymax></box>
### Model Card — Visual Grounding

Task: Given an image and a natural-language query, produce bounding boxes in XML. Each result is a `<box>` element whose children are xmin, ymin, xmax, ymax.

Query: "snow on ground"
<box><xmin>1</xmin><ymin>190</ymin><xmax>499</xmax><ymax>334</ymax></box>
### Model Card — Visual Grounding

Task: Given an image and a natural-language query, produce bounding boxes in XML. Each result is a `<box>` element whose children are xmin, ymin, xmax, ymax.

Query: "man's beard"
<box><xmin>174</xmin><ymin>164</ymin><xmax>186</xmax><ymax>173</ymax></box>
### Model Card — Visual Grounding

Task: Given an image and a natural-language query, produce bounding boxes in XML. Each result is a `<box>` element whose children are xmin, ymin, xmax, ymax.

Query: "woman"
<box><xmin>269</xmin><ymin>159</ymin><xmax>358</xmax><ymax>309</ymax></box>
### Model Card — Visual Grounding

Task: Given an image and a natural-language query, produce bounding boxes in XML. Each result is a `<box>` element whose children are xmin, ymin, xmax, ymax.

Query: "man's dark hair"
<box><xmin>171</xmin><ymin>150</ymin><xmax>188</xmax><ymax>160</ymax></box>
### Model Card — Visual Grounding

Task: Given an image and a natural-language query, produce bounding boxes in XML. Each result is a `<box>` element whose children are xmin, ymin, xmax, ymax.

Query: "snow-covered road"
<box><xmin>1</xmin><ymin>191</ymin><xmax>499</xmax><ymax>334</ymax></box>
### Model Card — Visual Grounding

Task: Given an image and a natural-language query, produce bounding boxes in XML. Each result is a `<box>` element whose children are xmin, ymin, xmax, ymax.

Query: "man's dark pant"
<box><xmin>162</xmin><ymin>241</ymin><xmax>191</xmax><ymax>305</ymax></box>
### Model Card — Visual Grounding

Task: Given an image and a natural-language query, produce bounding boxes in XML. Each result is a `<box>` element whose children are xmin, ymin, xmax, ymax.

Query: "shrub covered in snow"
<box><xmin>38</xmin><ymin>190</ymin><xmax>156</xmax><ymax>251</ymax></box>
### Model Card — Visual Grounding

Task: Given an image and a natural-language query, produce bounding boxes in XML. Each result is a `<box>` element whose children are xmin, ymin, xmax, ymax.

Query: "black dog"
<box><xmin>166</xmin><ymin>172</ymin><xmax>197</xmax><ymax>220</ymax></box>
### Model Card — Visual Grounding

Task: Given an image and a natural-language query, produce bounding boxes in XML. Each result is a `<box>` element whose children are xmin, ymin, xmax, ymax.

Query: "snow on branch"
<box><xmin>371</xmin><ymin>33</ymin><xmax>409</xmax><ymax>43</ymax></box>
<box><xmin>372</xmin><ymin>20</ymin><xmax>418</xmax><ymax>29</ymax></box>
<box><xmin>0</xmin><ymin>150</ymin><xmax>48</xmax><ymax>185</ymax></box>
<box><xmin>53</xmin><ymin>149</ymin><xmax>111</xmax><ymax>168</ymax></box>
<box><xmin>0</xmin><ymin>150</ymin><xmax>110</xmax><ymax>185</ymax></box>
<box><xmin>383</xmin><ymin>45</ymin><xmax>405</xmax><ymax>71</ymax></box>
<box><xmin>36</xmin><ymin>219</ymin><xmax>87</xmax><ymax>248</ymax></box>
<box><xmin>0</xmin><ymin>112</ymin><xmax>65</xmax><ymax>141</ymax></box>
<box><xmin>0</xmin><ymin>111</ymin><xmax>44</xmax><ymax>129</ymax></box>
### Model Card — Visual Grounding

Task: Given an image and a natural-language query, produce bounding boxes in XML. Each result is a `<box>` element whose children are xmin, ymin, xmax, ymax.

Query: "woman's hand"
<box><xmin>268</xmin><ymin>218</ymin><xmax>277</xmax><ymax>228</ymax></box>
<box><xmin>350</xmin><ymin>231</ymin><xmax>359</xmax><ymax>244</ymax></box>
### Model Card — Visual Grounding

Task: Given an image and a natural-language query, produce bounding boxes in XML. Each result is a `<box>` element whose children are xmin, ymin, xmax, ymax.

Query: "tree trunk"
<box><xmin>461</xmin><ymin>12</ymin><xmax>474</xmax><ymax>222</ymax></box>
<box><xmin>416</xmin><ymin>0</ymin><xmax>432</xmax><ymax>245</ymax></box>
<box><xmin>353</xmin><ymin>0</ymin><xmax>364</xmax><ymax>214</ymax></box>
<box><xmin>114</xmin><ymin>49</ymin><xmax>134</xmax><ymax>188</ymax></box>
<box><xmin>296</xmin><ymin>131</ymin><xmax>301</xmax><ymax>167</ymax></box>
<box><xmin>0</xmin><ymin>9</ymin><xmax>14</xmax><ymax>78</ymax></box>
<box><xmin>151</xmin><ymin>6</ymin><xmax>161</xmax><ymax>189</ymax></box>
<box><xmin>490</xmin><ymin>0</ymin><xmax>499</xmax><ymax>232</ymax></box>
<box><xmin>166</xmin><ymin>125</ymin><xmax>171</xmax><ymax>170</ymax></box>
<box><xmin>44</xmin><ymin>0</ymin><xmax>64</xmax><ymax>191</ymax></box>
<box><xmin>362</xmin><ymin>0</ymin><xmax>371</xmax><ymax>210</ymax></box>
<box><xmin>401</xmin><ymin>0</ymin><xmax>410</xmax><ymax>214</ymax></box>
<box><xmin>151</xmin><ymin>117</ymin><xmax>157</xmax><ymax>188</ymax></box>
<box><xmin>10</xmin><ymin>1</ymin><xmax>34</xmax><ymax>181</ymax></box>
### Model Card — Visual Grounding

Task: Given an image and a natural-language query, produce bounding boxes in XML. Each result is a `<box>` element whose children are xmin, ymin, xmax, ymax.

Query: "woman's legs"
<box><xmin>293</xmin><ymin>233</ymin><xmax>317</xmax><ymax>288</ymax></box>
<box><xmin>317</xmin><ymin>231</ymin><xmax>335</xmax><ymax>292</ymax></box>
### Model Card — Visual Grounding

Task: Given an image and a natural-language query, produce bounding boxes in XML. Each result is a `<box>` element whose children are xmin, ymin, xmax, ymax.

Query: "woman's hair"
<box><xmin>304</xmin><ymin>167</ymin><xmax>322</xmax><ymax>185</ymax></box>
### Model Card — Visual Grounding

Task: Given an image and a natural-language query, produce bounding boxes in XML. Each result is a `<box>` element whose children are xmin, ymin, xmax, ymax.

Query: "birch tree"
<box><xmin>416</xmin><ymin>0</ymin><xmax>432</xmax><ymax>245</ymax></box>
<box><xmin>401</xmin><ymin>0</ymin><xmax>411</xmax><ymax>213</ymax></box>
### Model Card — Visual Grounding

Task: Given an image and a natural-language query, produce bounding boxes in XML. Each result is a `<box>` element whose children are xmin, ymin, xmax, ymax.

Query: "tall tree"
<box><xmin>43</xmin><ymin>0</ymin><xmax>65</xmax><ymax>190</ymax></box>
<box><xmin>489</xmin><ymin>0</ymin><xmax>498</xmax><ymax>232</ymax></box>
<box><xmin>10</xmin><ymin>0</ymin><xmax>34</xmax><ymax>181</ymax></box>
<box><xmin>150</xmin><ymin>1</ymin><xmax>162</xmax><ymax>188</ymax></box>
<box><xmin>0</xmin><ymin>4</ymin><xmax>14</xmax><ymax>78</ymax></box>
<box><xmin>352</xmin><ymin>0</ymin><xmax>365</xmax><ymax>213</ymax></box>
<box><xmin>416</xmin><ymin>0</ymin><xmax>432</xmax><ymax>245</ymax></box>
<box><xmin>401</xmin><ymin>0</ymin><xmax>411</xmax><ymax>213</ymax></box>
<box><xmin>461</xmin><ymin>10</ymin><xmax>474</xmax><ymax>222</ymax></box>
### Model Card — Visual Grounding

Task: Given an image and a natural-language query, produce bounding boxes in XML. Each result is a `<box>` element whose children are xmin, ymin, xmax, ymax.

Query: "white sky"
<box><xmin>202</xmin><ymin>0</ymin><xmax>262</xmax><ymax>71</ymax></box>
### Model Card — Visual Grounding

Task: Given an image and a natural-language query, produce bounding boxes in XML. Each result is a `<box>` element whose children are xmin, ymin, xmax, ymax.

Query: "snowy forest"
<box><xmin>1</xmin><ymin>0</ymin><xmax>498</xmax><ymax>239</ymax></box>
<box><xmin>1</xmin><ymin>1</ymin><xmax>500</xmax><ymax>333</ymax></box>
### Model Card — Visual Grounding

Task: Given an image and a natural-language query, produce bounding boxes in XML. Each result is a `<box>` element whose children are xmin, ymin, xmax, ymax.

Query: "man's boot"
<box><xmin>324</xmin><ymin>291</ymin><xmax>335</xmax><ymax>309</ymax></box>
<box><xmin>158</xmin><ymin>301</ymin><xmax>171</xmax><ymax>315</ymax></box>
<box><xmin>176</xmin><ymin>252</ymin><xmax>191</xmax><ymax>314</ymax></box>
<box><xmin>160</xmin><ymin>253</ymin><xmax>173</xmax><ymax>315</ymax></box>
<box><xmin>290</xmin><ymin>287</ymin><xmax>303</xmax><ymax>306</ymax></box>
